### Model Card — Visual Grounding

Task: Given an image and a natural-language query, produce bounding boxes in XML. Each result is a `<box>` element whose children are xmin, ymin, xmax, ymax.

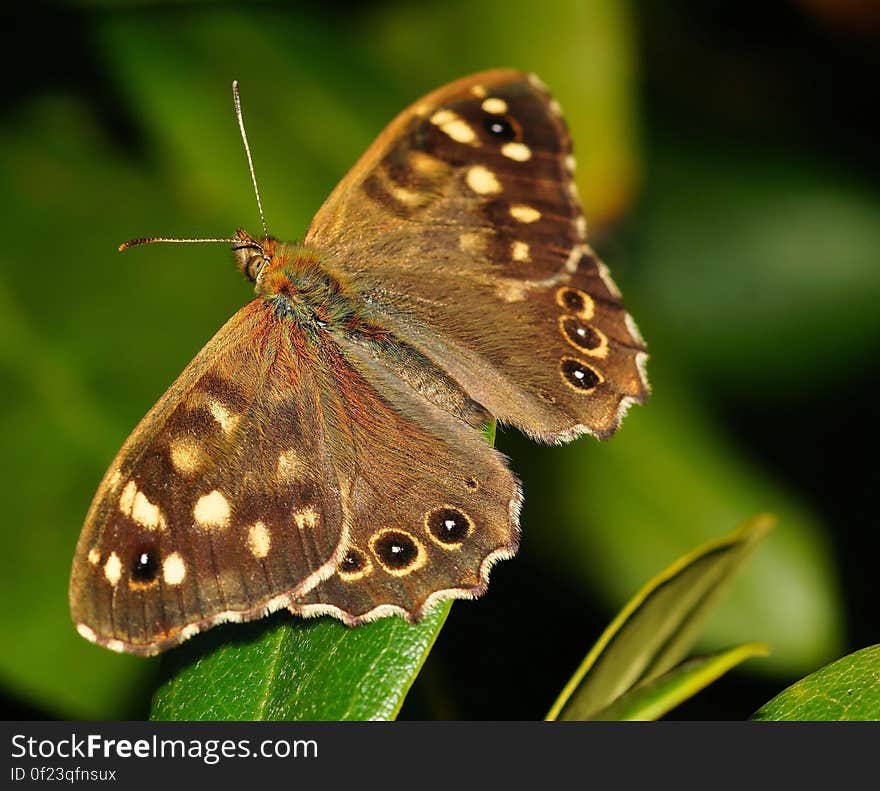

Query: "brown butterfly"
<box><xmin>69</xmin><ymin>70</ymin><xmax>648</xmax><ymax>655</ymax></box>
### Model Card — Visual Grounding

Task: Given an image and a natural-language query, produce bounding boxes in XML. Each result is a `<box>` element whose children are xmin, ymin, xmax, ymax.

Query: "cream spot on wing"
<box><xmin>510</xmin><ymin>204</ymin><xmax>541</xmax><ymax>223</ymax></box>
<box><xmin>170</xmin><ymin>437</ymin><xmax>204</xmax><ymax>475</ymax></box>
<box><xmin>132</xmin><ymin>490</ymin><xmax>165</xmax><ymax>531</ymax></box>
<box><xmin>409</xmin><ymin>150</ymin><xmax>448</xmax><ymax>177</ymax></box>
<box><xmin>465</xmin><ymin>165</ymin><xmax>502</xmax><ymax>195</ymax></box>
<box><xmin>88</xmin><ymin>548</ymin><xmax>101</xmax><ymax>566</ymax></box>
<box><xmin>481</xmin><ymin>97</ymin><xmax>508</xmax><ymax>114</ymax></box>
<box><xmin>459</xmin><ymin>231</ymin><xmax>485</xmax><ymax>254</ymax></box>
<box><xmin>194</xmin><ymin>490</ymin><xmax>231</xmax><ymax>529</ymax></box>
<box><xmin>565</xmin><ymin>154</ymin><xmax>577</xmax><ymax>172</ymax></box>
<box><xmin>107</xmin><ymin>469</ymin><xmax>122</xmax><ymax>490</ymax></box>
<box><xmin>390</xmin><ymin>183</ymin><xmax>424</xmax><ymax>206</ymax></box>
<box><xmin>247</xmin><ymin>521</ymin><xmax>271</xmax><ymax>559</ymax></box>
<box><xmin>575</xmin><ymin>216</ymin><xmax>587</xmax><ymax>239</ymax></box>
<box><xmin>569</xmin><ymin>180</ymin><xmax>581</xmax><ymax>201</ymax></box>
<box><xmin>276</xmin><ymin>449</ymin><xmax>302</xmax><ymax>482</ymax></box>
<box><xmin>119</xmin><ymin>480</ymin><xmax>136</xmax><ymax>515</ymax></box>
<box><xmin>162</xmin><ymin>552</ymin><xmax>186</xmax><ymax>585</ymax></box>
<box><xmin>496</xmin><ymin>280</ymin><xmax>527</xmax><ymax>303</ymax></box>
<box><xmin>209</xmin><ymin>400</ymin><xmax>239</xmax><ymax>434</ymax></box>
<box><xmin>470</xmin><ymin>84</ymin><xmax>487</xmax><ymax>98</ymax></box>
<box><xmin>104</xmin><ymin>552</ymin><xmax>122</xmax><ymax>586</ymax></box>
<box><xmin>512</xmin><ymin>241</ymin><xmax>530</xmax><ymax>262</ymax></box>
<box><xmin>294</xmin><ymin>506</ymin><xmax>319</xmax><ymax>530</ymax></box>
<box><xmin>106</xmin><ymin>639</ymin><xmax>126</xmax><ymax>654</ymax></box>
<box><xmin>119</xmin><ymin>479</ymin><xmax>165</xmax><ymax>530</ymax></box>
<box><xmin>76</xmin><ymin>624</ymin><xmax>97</xmax><ymax>643</ymax></box>
<box><xmin>549</xmin><ymin>99</ymin><xmax>563</xmax><ymax>116</ymax></box>
<box><xmin>501</xmin><ymin>142</ymin><xmax>532</xmax><ymax>161</ymax></box>
<box><xmin>527</xmin><ymin>73</ymin><xmax>549</xmax><ymax>91</ymax></box>
<box><xmin>430</xmin><ymin>109</ymin><xmax>478</xmax><ymax>145</ymax></box>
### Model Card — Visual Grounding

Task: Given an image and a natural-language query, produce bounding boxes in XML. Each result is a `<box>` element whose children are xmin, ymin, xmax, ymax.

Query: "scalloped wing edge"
<box><xmin>74</xmin><ymin>486</ymin><xmax>522</xmax><ymax>655</ymax></box>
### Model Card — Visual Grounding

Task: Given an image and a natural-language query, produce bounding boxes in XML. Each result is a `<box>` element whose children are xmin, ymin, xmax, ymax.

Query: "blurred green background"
<box><xmin>1</xmin><ymin>0</ymin><xmax>877</xmax><ymax>719</ymax></box>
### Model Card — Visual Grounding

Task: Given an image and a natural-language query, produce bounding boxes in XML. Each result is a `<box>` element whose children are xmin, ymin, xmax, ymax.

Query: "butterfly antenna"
<box><xmin>118</xmin><ymin>236</ymin><xmax>244</xmax><ymax>252</ymax></box>
<box><xmin>232</xmin><ymin>80</ymin><xmax>269</xmax><ymax>238</ymax></box>
<box><xmin>119</xmin><ymin>83</ymin><xmax>268</xmax><ymax>253</ymax></box>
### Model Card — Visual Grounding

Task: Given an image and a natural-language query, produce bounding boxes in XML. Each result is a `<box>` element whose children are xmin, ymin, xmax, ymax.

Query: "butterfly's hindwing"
<box><xmin>293</xmin><ymin>335</ymin><xmax>520</xmax><ymax>622</ymax></box>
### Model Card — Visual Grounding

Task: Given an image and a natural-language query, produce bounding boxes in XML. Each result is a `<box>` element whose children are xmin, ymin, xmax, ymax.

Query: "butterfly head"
<box><xmin>232</xmin><ymin>227</ymin><xmax>277</xmax><ymax>284</ymax></box>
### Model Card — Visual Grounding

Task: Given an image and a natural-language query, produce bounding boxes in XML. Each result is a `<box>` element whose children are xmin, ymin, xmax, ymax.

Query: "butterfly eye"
<box><xmin>484</xmin><ymin>116</ymin><xmax>517</xmax><ymax>141</ymax></box>
<box><xmin>233</xmin><ymin>245</ymin><xmax>269</xmax><ymax>283</ymax></box>
<box><xmin>246</xmin><ymin>255</ymin><xmax>267</xmax><ymax>281</ymax></box>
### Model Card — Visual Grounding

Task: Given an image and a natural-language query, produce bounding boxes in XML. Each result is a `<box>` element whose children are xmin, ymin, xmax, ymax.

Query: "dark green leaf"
<box><xmin>752</xmin><ymin>644</ymin><xmax>880</xmax><ymax>721</ymax></box>
<box><xmin>547</xmin><ymin>515</ymin><xmax>772</xmax><ymax>720</ymax></box>
<box><xmin>151</xmin><ymin>606</ymin><xmax>450</xmax><ymax>721</ymax></box>
<box><xmin>589</xmin><ymin>643</ymin><xmax>769</xmax><ymax>721</ymax></box>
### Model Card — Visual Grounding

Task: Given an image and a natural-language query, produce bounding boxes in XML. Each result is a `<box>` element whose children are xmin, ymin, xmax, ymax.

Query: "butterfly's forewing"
<box><xmin>70</xmin><ymin>301</ymin><xmax>347</xmax><ymax>655</ymax></box>
<box><xmin>307</xmin><ymin>69</ymin><xmax>648</xmax><ymax>442</ymax></box>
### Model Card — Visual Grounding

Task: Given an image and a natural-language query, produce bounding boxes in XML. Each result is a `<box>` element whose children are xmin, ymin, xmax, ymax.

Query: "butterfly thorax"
<box><xmin>242</xmin><ymin>238</ymin><xmax>492</xmax><ymax>428</ymax></box>
<box><xmin>254</xmin><ymin>241</ymin><xmax>358</xmax><ymax>333</ymax></box>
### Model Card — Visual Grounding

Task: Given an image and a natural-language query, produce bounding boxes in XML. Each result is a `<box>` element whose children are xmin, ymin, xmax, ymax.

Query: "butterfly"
<box><xmin>69</xmin><ymin>70</ymin><xmax>649</xmax><ymax>655</ymax></box>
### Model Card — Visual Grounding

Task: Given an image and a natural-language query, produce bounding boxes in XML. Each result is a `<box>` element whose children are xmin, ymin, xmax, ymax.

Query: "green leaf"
<box><xmin>752</xmin><ymin>644</ymin><xmax>880</xmax><ymax>721</ymax></box>
<box><xmin>546</xmin><ymin>515</ymin><xmax>773</xmax><ymax>721</ymax></box>
<box><xmin>150</xmin><ymin>605</ymin><xmax>450</xmax><ymax>721</ymax></box>
<box><xmin>588</xmin><ymin>643</ymin><xmax>770</xmax><ymax>721</ymax></box>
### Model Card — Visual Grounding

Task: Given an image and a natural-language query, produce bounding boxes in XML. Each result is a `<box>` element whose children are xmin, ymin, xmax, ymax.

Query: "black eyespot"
<box><xmin>465</xmin><ymin>477</ymin><xmax>479</xmax><ymax>491</ymax></box>
<box><xmin>340</xmin><ymin>548</ymin><xmax>366</xmax><ymax>574</ymax></box>
<box><xmin>484</xmin><ymin>116</ymin><xmax>516</xmax><ymax>140</ymax></box>
<box><xmin>132</xmin><ymin>546</ymin><xmax>159</xmax><ymax>583</ymax></box>
<box><xmin>561</xmin><ymin>317</ymin><xmax>603</xmax><ymax>351</ymax></box>
<box><xmin>561</xmin><ymin>358</ymin><xmax>601</xmax><ymax>391</ymax></box>
<box><xmin>559</xmin><ymin>288</ymin><xmax>586</xmax><ymax>313</ymax></box>
<box><xmin>426</xmin><ymin>506</ymin><xmax>473</xmax><ymax>546</ymax></box>
<box><xmin>373</xmin><ymin>530</ymin><xmax>420</xmax><ymax>570</ymax></box>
